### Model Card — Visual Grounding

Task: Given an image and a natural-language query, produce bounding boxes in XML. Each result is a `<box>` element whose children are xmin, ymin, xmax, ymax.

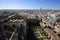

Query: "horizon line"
<box><xmin>0</xmin><ymin>8</ymin><xmax>60</xmax><ymax>10</ymax></box>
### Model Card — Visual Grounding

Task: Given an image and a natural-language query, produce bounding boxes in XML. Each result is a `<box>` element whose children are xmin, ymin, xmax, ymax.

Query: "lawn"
<box><xmin>33</xmin><ymin>26</ymin><xmax>48</xmax><ymax>40</ymax></box>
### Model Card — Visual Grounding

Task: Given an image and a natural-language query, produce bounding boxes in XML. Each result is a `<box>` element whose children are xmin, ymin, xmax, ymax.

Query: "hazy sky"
<box><xmin>0</xmin><ymin>0</ymin><xmax>60</xmax><ymax>9</ymax></box>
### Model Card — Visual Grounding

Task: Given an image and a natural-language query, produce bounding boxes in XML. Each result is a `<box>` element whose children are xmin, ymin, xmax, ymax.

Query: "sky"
<box><xmin>0</xmin><ymin>0</ymin><xmax>60</xmax><ymax>9</ymax></box>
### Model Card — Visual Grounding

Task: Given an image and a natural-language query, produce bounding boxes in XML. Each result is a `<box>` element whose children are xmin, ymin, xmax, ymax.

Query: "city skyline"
<box><xmin>0</xmin><ymin>0</ymin><xmax>60</xmax><ymax>9</ymax></box>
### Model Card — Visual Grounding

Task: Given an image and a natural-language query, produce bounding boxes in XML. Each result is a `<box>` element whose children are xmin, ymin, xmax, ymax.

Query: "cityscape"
<box><xmin>0</xmin><ymin>9</ymin><xmax>60</xmax><ymax>40</ymax></box>
<box><xmin>0</xmin><ymin>0</ymin><xmax>60</xmax><ymax>40</ymax></box>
